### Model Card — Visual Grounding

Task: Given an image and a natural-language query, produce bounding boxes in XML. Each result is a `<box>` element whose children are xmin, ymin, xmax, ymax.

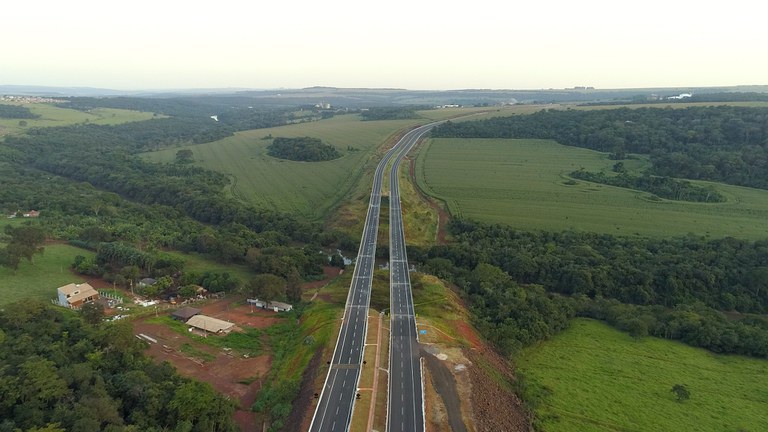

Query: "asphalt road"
<box><xmin>308</xmin><ymin>128</ymin><xmax>419</xmax><ymax>432</ymax></box>
<box><xmin>387</xmin><ymin>124</ymin><xmax>436</xmax><ymax>432</ymax></box>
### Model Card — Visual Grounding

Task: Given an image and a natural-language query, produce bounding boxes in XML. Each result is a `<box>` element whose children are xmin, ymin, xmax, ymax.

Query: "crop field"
<box><xmin>0</xmin><ymin>102</ymin><xmax>157</xmax><ymax>135</ymax></box>
<box><xmin>142</xmin><ymin>114</ymin><xmax>426</xmax><ymax>220</ymax></box>
<box><xmin>0</xmin><ymin>243</ymin><xmax>95</xmax><ymax>306</ymax></box>
<box><xmin>516</xmin><ymin>318</ymin><xmax>768</xmax><ymax>432</ymax></box>
<box><xmin>416</xmin><ymin>138</ymin><xmax>768</xmax><ymax>239</ymax></box>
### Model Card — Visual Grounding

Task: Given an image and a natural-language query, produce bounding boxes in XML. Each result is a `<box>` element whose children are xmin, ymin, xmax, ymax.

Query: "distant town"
<box><xmin>0</xmin><ymin>95</ymin><xmax>66</xmax><ymax>104</ymax></box>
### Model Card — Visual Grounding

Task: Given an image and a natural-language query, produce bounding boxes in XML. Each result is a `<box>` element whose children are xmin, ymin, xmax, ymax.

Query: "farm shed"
<box><xmin>171</xmin><ymin>306</ymin><xmax>201</xmax><ymax>321</ymax></box>
<box><xmin>186</xmin><ymin>314</ymin><xmax>235</xmax><ymax>334</ymax></box>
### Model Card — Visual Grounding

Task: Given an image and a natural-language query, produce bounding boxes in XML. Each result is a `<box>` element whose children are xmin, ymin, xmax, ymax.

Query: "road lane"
<box><xmin>386</xmin><ymin>124</ymin><xmax>436</xmax><ymax>432</ymax></box>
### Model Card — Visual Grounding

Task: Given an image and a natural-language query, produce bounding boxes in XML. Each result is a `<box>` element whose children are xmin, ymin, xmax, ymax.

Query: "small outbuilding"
<box><xmin>171</xmin><ymin>306</ymin><xmax>201</xmax><ymax>321</ymax></box>
<box><xmin>269</xmin><ymin>301</ymin><xmax>293</xmax><ymax>312</ymax></box>
<box><xmin>186</xmin><ymin>314</ymin><xmax>235</xmax><ymax>334</ymax></box>
<box><xmin>247</xmin><ymin>298</ymin><xmax>293</xmax><ymax>312</ymax></box>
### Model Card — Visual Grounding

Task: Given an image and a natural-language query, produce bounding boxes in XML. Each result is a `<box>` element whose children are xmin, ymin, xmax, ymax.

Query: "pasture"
<box><xmin>416</xmin><ymin>138</ymin><xmax>768</xmax><ymax>239</ymax></box>
<box><xmin>142</xmin><ymin>114</ymin><xmax>424</xmax><ymax>220</ymax></box>
<box><xmin>516</xmin><ymin>318</ymin><xmax>768</xmax><ymax>432</ymax></box>
<box><xmin>161</xmin><ymin>250</ymin><xmax>256</xmax><ymax>283</ymax></box>
<box><xmin>0</xmin><ymin>102</ymin><xmax>157</xmax><ymax>135</ymax></box>
<box><xmin>0</xmin><ymin>243</ymin><xmax>95</xmax><ymax>306</ymax></box>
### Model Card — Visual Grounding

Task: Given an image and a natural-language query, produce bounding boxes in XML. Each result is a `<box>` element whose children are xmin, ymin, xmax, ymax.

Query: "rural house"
<box><xmin>57</xmin><ymin>282</ymin><xmax>99</xmax><ymax>309</ymax></box>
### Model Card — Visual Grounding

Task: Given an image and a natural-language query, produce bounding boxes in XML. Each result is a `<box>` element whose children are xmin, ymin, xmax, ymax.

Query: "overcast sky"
<box><xmin>2</xmin><ymin>0</ymin><xmax>766</xmax><ymax>90</ymax></box>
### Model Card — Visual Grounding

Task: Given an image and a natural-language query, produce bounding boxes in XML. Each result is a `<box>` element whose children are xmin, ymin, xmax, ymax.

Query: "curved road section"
<box><xmin>387</xmin><ymin>124</ymin><xmax>435</xmax><ymax>432</ymax></box>
<box><xmin>309</xmin><ymin>126</ymin><xmax>427</xmax><ymax>432</ymax></box>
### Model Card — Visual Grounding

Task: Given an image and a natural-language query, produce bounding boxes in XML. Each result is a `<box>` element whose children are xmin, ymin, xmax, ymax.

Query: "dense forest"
<box><xmin>0</xmin><ymin>104</ymin><xmax>38</xmax><ymax>119</ymax></box>
<box><xmin>267</xmin><ymin>137</ymin><xmax>341</xmax><ymax>161</ymax></box>
<box><xmin>569</xmin><ymin>169</ymin><xmax>726</xmax><ymax>202</ymax></box>
<box><xmin>412</xmin><ymin>219</ymin><xmax>768</xmax><ymax>358</ymax></box>
<box><xmin>433</xmin><ymin>106</ymin><xmax>768</xmax><ymax>189</ymax></box>
<box><xmin>0</xmin><ymin>302</ymin><xmax>237</xmax><ymax>432</ymax></box>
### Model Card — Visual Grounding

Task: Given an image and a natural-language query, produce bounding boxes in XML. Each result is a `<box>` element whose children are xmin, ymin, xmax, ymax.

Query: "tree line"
<box><xmin>360</xmin><ymin>107</ymin><xmax>420</xmax><ymax>121</ymax></box>
<box><xmin>569</xmin><ymin>169</ymin><xmax>726</xmax><ymax>202</ymax></box>
<box><xmin>0</xmin><ymin>104</ymin><xmax>38</xmax><ymax>119</ymax></box>
<box><xmin>432</xmin><ymin>106</ymin><xmax>768</xmax><ymax>189</ymax></box>
<box><xmin>410</xmin><ymin>219</ymin><xmax>768</xmax><ymax>358</ymax></box>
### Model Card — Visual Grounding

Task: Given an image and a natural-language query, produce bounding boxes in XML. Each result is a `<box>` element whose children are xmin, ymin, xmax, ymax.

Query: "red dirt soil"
<box><xmin>134</xmin><ymin>298</ymin><xmax>283</xmax><ymax>432</ymax></box>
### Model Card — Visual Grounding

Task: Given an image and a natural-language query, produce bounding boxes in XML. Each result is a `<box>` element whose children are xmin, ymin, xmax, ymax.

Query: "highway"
<box><xmin>308</xmin><ymin>127</ymin><xmax>423</xmax><ymax>432</ymax></box>
<box><xmin>386</xmin><ymin>124</ymin><xmax>436</xmax><ymax>432</ymax></box>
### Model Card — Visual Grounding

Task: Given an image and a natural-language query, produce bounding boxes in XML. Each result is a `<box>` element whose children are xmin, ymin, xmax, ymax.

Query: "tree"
<box><xmin>286</xmin><ymin>269</ymin><xmax>303</xmax><ymax>303</ymax></box>
<box><xmin>247</xmin><ymin>274</ymin><xmax>285</xmax><ymax>306</ymax></box>
<box><xmin>2</xmin><ymin>225</ymin><xmax>46</xmax><ymax>268</ymax></box>
<box><xmin>175</xmin><ymin>149</ymin><xmax>194</xmax><ymax>164</ymax></box>
<box><xmin>80</xmin><ymin>302</ymin><xmax>105</xmax><ymax>326</ymax></box>
<box><xmin>671</xmin><ymin>384</ymin><xmax>690</xmax><ymax>402</ymax></box>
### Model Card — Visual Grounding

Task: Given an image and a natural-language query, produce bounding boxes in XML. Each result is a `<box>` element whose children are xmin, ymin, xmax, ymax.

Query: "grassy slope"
<box><xmin>0</xmin><ymin>243</ymin><xmax>95</xmax><ymax>305</ymax></box>
<box><xmin>516</xmin><ymin>318</ymin><xmax>768</xmax><ymax>432</ymax></box>
<box><xmin>417</xmin><ymin>138</ymin><xmax>768</xmax><ymax>239</ymax></box>
<box><xmin>141</xmin><ymin>114</ymin><xmax>423</xmax><ymax>220</ymax></box>
<box><xmin>0</xmin><ymin>102</ymin><xmax>158</xmax><ymax>135</ymax></box>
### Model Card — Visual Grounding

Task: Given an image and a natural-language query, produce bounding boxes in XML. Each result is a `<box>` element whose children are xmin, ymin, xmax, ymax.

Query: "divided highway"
<box><xmin>387</xmin><ymin>124</ymin><xmax>436</xmax><ymax>432</ymax></box>
<box><xmin>309</xmin><ymin>123</ymin><xmax>437</xmax><ymax>432</ymax></box>
<box><xmin>309</xmin><ymin>127</ymin><xmax>424</xmax><ymax>432</ymax></box>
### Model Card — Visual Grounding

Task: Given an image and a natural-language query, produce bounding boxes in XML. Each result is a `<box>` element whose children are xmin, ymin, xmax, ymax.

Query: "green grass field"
<box><xmin>0</xmin><ymin>243</ymin><xmax>95</xmax><ymax>305</ymax></box>
<box><xmin>0</xmin><ymin>102</ymin><xmax>158</xmax><ymax>136</ymax></box>
<box><xmin>142</xmin><ymin>114</ymin><xmax>425</xmax><ymax>220</ymax></box>
<box><xmin>416</xmin><ymin>138</ymin><xmax>768</xmax><ymax>239</ymax></box>
<box><xmin>161</xmin><ymin>250</ymin><xmax>256</xmax><ymax>283</ymax></box>
<box><xmin>516</xmin><ymin>318</ymin><xmax>768</xmax><ymax>432</ymax></box>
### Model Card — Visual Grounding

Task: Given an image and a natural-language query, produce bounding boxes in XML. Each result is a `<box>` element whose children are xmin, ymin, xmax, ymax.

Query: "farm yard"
<box><xmin>416</xmin><ymin>138</ymin><xmax>768</xmax><ymax>239</ymax></box>
<box><xmin>135</xmin><ymin>297</ymin><xmax>281</xmax><ymax>432</ymax></box>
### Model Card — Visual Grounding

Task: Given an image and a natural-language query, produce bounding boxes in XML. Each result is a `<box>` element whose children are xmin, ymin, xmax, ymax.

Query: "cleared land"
<box><xmin>0</xmin><ymin>243</ymin><xmax>95</xmax><ymax>305</ymax></box>
<box><xmin>416</xmin><ymin>138</ymin><xmax>768</xmax><ymax>239</ymax></box>
<box><xmin>0</xmin><ymin>102</ymin><xmax>158</xmax><ymax>135</ymax></box>
<box><xmin>516</xmin><ymin>318</ymin><xmax>768</xmax><ymax>432</ymax></box>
